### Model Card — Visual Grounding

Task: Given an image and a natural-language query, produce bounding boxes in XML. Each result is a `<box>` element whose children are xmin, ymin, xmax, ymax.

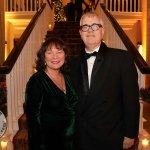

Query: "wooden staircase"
<box><xmin>12</xmin><ymin>21</ymin><xmax>82</xmax><ymax>150</ymax></box>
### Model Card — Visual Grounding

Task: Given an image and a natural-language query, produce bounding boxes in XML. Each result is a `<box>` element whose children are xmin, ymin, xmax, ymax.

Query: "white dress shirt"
<box><xmin>85</xmin><ymin>46</ymin><xmax>100</xmax><ymax>87</ymax></box>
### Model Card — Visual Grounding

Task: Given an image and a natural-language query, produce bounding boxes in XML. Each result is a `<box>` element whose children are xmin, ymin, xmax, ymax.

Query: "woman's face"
<box><xmin>45</xmin><ymin>45</ymin><xmax>65</xmax><ymax>71</ymax></box>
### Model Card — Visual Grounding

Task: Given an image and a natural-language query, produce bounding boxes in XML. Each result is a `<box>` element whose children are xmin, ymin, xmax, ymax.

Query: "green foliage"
<box><xmin>53</xmin><ymin>0</ymin><xmax>66</xmax><ymax>22</ymax></box>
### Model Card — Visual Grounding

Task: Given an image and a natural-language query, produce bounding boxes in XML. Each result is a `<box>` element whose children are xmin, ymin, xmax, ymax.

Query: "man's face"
<box><xmin>79</xmin><ymin>16</ymin><xmax>104</xmax><ymax>51</ymax></box>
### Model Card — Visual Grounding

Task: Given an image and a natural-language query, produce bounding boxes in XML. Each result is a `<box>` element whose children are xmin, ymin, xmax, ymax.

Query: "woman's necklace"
<box><xmin>46</xmin><ymin>70</ymin><xmax>66</xmax><ymax>94</ymax></box>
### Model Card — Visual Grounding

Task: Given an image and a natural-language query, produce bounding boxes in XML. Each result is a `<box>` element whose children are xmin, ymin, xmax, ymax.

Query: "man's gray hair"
<box><xmin>80</xmin><ymin>12</ymin><xmax>104</xmax><ymax>27</ymax></box>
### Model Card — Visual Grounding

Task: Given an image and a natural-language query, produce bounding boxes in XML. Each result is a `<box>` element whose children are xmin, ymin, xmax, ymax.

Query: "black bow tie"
<box><xmin>84</xmin><ymin>51</ymin><xmax>97</xmax><ymax>59</ymax></box>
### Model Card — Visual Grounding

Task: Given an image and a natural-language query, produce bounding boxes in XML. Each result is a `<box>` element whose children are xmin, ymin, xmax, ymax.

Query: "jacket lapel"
<box><xmin>81</xmin><ymin>59</ymin><xmax>89</xmax><ymax>95</ymax></box>
<box><xmin>90</xmin><ymin>52</ymin><xmax>103</xmax><ymax>84</ymax></box>
<box><xmin>90</xmin><ymin>42</ymin><xmax>110</xmax><ymax>89</ymax></box>
<box><xmin>80</xmin><ymin>42</ymin><xmax>110</xmax><ymax>93</ymax></box>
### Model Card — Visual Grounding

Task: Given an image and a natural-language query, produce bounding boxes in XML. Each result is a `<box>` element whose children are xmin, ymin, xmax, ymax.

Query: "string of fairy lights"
<box><xmin>53</xmin><ymin>0</ymin><xmax>66</xmax><ymax>22</ymax></box>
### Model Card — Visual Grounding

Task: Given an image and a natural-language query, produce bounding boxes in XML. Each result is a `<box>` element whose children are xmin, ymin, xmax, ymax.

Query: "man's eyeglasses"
<box><xmin>80</xmin><ymin>23</ymin><xmax>103</xmax><ymax>32</ymax></box>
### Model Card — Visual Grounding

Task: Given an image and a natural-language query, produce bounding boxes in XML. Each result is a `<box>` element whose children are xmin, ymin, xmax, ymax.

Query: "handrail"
<box><xmin>47</xmin><ymin>0</ymin><xmax>53</xmax><ymax>9</ymax></box>
<box><xmin>94</xmin><ymin>0</ymin><xmax>100</xmax><ymax>10</ymax></box>
<box><xmin>0</xmin><ymin>3</ymin><xmax>46</xmax><ymax>74</ymax></box>
<box><xmin>100</xmin><ymin>4</ymin><xmax>150</xmax><ymax>74</ymax></box>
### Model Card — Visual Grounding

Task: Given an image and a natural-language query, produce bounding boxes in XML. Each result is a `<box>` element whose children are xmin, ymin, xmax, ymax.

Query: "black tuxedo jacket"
<box><xmin>70</xmin><ymin>42</ymin><xmax>140</xmax><ymax>150</ymax></box>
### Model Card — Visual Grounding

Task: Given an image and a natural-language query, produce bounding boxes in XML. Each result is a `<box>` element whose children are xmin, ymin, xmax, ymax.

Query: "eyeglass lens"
<box><xmin>80</xmin><ymin>23</ymin><xmax>102</xmax><ymax>32</ymax></box>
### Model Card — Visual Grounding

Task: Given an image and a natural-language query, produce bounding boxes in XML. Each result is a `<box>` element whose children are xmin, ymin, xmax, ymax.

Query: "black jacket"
<box><xmin>70</xmin><ymin>42</ymin><xmax>140</xmax><ymax>150</ymax></box>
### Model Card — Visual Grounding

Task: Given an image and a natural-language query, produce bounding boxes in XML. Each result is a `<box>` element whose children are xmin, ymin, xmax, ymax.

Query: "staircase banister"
<box><xmin>94</xmin><ymin>0</ymin><xmax>100</xmax><ymax>10</ymax></box>
<box><xmin>47</xmin><ymin>0</ymin><xmax>53</xmax><ymax>9</ymax></box>
<box><xmin>0</xmin><ymin>3</ymin><xmax>46</xmax><ymax>74</ymax></box>
<box><xmin>0</xmin><ymin>65</ymin><xmax>11</xmax><ymax>74</ymax></box>
<box><xmin>100</xmin><ymin>3</ymin><xmax>150</xmax><ymax>74</ymax></box>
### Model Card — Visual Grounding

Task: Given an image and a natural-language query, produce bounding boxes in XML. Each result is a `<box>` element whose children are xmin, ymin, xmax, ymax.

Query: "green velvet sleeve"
<box><xmin>25</xmin><ymin>74</ymin><xmax>45</xmax><ymax>150</ymax></box>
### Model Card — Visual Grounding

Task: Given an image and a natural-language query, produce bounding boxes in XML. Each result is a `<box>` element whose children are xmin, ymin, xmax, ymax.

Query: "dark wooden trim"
<box><xmin>47</xmin><ymin>0</ymin><xmax>53</xmax><ymax>9</ymax></box>
<box><xmin>0</xmin><ymin>4</ymin><xmax>46</xmax><ymax>74</ymax></box>
<box><xmin>94</xmin><ymin>0</ymin><xmax>100</xmax><ymax>10</ymax></box>
<box><xmin>100</xmin><ymin>4</ymin><xmax>150</xmax><ymax>74</ymax></box>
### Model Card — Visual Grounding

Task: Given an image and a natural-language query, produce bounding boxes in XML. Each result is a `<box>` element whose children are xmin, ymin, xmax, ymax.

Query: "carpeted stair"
<box><xmin>46</xmin><ymin>21</ymin><xmax>83</xmax><ymax>57</ymax></box>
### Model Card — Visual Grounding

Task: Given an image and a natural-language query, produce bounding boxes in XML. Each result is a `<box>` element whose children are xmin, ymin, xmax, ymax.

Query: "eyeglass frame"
<box><xmin>80</xmin><ymin>23</ymin><xmax>103</xmax><ymax>32</ymax></box>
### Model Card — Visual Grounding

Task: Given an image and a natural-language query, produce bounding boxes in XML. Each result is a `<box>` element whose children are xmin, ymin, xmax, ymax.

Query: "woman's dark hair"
<box><xmin>35</xmin><ymin>37</ymin><xmax>70</xmax><ymax>72</ymax></box>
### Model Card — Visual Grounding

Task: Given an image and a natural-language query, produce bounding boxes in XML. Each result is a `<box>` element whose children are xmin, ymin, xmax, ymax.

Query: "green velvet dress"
<box><xmin>25</xmin><ymin>71</ymin><xmax>78</xmax><ymax>150</ymax></box>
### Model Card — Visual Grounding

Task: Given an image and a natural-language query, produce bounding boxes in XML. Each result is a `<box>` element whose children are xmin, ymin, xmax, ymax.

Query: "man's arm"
<box><xmin>121</xmin><ymin>51</ymin><xmax>140</xmax><ymax>148</ymax></box>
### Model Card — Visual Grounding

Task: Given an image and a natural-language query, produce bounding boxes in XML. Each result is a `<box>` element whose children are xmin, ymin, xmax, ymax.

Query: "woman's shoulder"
<box><xmin>27</xmin><ymin>71</ymin><xmax>45</xmax><ymax>83</ymax></box>
<box><xmin>26</xmin><ymin>71</ymin><xmax>47</xmax><ymax>92</ymax></box>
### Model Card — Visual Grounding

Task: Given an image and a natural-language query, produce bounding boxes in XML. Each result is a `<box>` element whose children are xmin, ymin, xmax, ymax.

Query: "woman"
<box><xmin>25</xmin><ymin>38</ymin><xmax>78</xmax><ymax>150</ymax></box>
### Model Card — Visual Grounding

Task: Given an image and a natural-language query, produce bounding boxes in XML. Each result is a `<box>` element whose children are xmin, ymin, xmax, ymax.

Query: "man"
<box><xmin>75</xmin><ymin>0</ymin><xmax>89</xmax><ymax>21</ymax></box>
<box><xmin>66</xmin><ymin>0</ymin><xmax>75</xmax><ymax>21</ymax></box>
<box><xmin>70</xmin><ymin>12</ymin><xmax>140</xmax><ymax>150</ymax></box>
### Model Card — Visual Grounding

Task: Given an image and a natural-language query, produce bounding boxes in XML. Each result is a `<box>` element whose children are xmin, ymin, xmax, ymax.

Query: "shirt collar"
<box><xmin>85</xmin><ymin>46</ymin><xmax>100</xmax><ymax>54</ymax></box>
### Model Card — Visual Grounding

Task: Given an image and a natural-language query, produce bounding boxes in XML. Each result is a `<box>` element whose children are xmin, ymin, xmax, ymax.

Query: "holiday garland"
<box><xmin>53</xmin><ymin>0</ymin><xmax>66</xmax><ymax>22</ymax></box>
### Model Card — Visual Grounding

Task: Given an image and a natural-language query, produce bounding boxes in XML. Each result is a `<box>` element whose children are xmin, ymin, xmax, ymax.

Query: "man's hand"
<box><xmin>123</xmin><ymin>137</ymin><xmax>135</xmax><ymax>149</ymax></box>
